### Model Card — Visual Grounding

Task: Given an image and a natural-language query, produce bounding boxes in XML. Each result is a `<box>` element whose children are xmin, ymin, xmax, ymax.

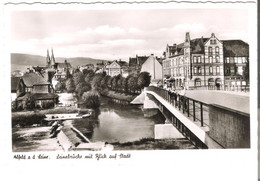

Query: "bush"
<box><xmin>82</xmin><ymin>91</ymin><xmax>100</xmax><ymax>109</ymax></box>
<box><xmin>12</xmin><ymin>112</ymin><xmax>46</xmax><ymax>127</ymax></box>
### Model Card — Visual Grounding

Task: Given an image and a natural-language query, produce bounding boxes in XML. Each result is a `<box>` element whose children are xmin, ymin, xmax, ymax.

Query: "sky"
<box><xmin>10</xmin><ymin>9</ymin><xmax>249</xmax><ymax>61</ymax></box>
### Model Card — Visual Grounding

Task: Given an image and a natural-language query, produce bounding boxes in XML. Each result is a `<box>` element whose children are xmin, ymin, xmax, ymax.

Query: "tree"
<box><xmin>121</xmin><ymin>77</ymin><xmax>127</xmax><ymax>92</ymax></box>
<box><xmin>76</xmin><ymin>82</ymin><xmax>91</xmax><ymax>98</ymax></box>
<box><xmin>137</xmin><ymin>71</ymin><xmax>151</xmax><ymax>89</ymax></box>
<box><xmin>127</xmin><ymin>74</ymin><xmax>138</xmax><ymax>94</ymax></box>
<box><xmin>65</xmin><ymin>78</ymin><xmax>75</xmax><ymax>93</ymax></box>
<box><xmin>82</xmin><ymin>91</ymin><xmax>100</xmax><ymax>109</ymax></box>
<box><xmin>73</xmin><ymin>71</ymin><xmax>85</xmax><ymax>86</ymax></box>
<box><xmin>91</xmin><ymin>73</ymin><xmax>106</xmax><ymax>92</ymax></box>
<box><xmin>84</xmin><ymin>69</ymin><xmax>95</xmax><ymax>84</ymax></box>
<box><xmin>106</xmin><ymin>75</ymin><xmax>112</xmax><ymax>88</ymax></box>
<box><xmin>55</xmin><ymin>81</ymin><xmax>66</xmax><ymax>92</ymax></box>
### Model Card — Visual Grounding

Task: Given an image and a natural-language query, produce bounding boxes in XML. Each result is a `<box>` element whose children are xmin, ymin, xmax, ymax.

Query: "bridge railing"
<box><xmin>146</xmin><ymin>86</ymin><xmax>209</xmax><ymax>127</ymax></box>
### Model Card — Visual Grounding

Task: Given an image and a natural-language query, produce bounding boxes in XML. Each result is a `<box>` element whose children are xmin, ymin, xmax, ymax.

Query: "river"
<box><xmin>70</xmin><ymin>97</ymin><xmax>166</xmax><ymax>143</ymax></box>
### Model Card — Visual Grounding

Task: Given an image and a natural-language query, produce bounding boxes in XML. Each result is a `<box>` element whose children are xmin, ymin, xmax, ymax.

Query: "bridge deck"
<box><xmin>185</xmin><ymin>90</ymin><xmax>249</xmax><ymax>114</ymax></box>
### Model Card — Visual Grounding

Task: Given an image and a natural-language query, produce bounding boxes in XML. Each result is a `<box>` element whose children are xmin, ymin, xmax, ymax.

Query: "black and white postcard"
<box><xmin>0</xmin><ymin>0</ymin><xmax>258</xmax><ymax>181</ymax></box>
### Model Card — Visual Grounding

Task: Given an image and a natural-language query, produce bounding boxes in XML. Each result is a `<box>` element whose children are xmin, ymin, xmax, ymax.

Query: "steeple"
<box><xmin>50</xmin><ymin>48</ymin><xmax>55</xmax><ymax>66</ymax></box>
<box><xmin>185</xmin><ymin>32</ymin><xmax>190</xmax><ymax>42</ymax></box>
<box><xmin>46</xmin><ymin>49</ymin><xmax>51</xmax><ymax>67</ymax></box>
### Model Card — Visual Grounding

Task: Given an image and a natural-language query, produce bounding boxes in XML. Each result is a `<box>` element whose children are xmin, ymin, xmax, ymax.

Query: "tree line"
<box><xmin>55</xmin><ymin>69</ymin><xmax>151</xmax><ymax>108</ymax></box>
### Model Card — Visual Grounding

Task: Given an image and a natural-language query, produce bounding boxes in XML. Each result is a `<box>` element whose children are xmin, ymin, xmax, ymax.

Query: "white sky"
<box><xmin>10</xmin><ymin>9</ymin><xmax>249</xmax><ymax>61</ymax></box>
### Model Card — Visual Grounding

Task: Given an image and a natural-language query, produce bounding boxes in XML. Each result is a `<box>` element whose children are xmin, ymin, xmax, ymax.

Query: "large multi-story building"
<box><xmin>162</xmin><ymin>32</ymin><xmax>249</xmax><ymax>90</ymax></box>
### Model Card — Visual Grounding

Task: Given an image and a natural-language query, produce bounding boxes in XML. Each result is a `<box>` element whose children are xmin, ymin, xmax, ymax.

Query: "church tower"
<box><xmin>46</xmin><ymin>49</ymin><xmax>51</xmax><ymax>68</ymax></box>
<box><xmin>50</xmin><ymin>48</ymin><xmax>56</xmax><ymax>68</ymax></box>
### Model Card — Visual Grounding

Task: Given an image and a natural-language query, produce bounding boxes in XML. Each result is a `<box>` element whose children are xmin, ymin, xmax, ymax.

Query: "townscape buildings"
<box><xmin>11</xmin><ymin>32</ymin><xmax>250</xmax><ymax>105</ymax></box>
<box><xmin>162</xmin><ymin>32</ymin><xmax>249</xmax><ymax>90</ymax></box>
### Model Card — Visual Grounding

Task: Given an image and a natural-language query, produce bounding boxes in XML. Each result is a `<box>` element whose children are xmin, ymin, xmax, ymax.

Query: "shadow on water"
<box><xmin>71</xmin><ymin>96</ymin><xmax>166</xmax><ymax>143</ymax></box>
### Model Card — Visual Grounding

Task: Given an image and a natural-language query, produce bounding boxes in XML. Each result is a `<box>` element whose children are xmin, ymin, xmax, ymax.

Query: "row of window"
<box><xmin>193</xmin><ymin>56</ymin><xmax>221</xmax><ymax>63</ymax></box>
<box><xmin>225</xmin><ymin>66</ymin><xmax>243</xmax><ymax>75</ymax></box>
<box><xmin>225</xmin><ymin>57</ymin><xmax>247</xmax><ymax>64</ymax></box>
<box><xmin>164</xmin><ymin>56</ymin><xmax>247</xmax><ymax>68</ymax></box>
<box><xmin>208</xmin><ymin>46</ymin><xmax>219</xmax><ymax>54</ymax></box>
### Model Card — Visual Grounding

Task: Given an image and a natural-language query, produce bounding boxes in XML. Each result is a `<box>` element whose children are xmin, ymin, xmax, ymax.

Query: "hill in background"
<box><xmin>11</xmin><ymin>53</ymin><xmax>108</xmax><ymax>72</ymax></box>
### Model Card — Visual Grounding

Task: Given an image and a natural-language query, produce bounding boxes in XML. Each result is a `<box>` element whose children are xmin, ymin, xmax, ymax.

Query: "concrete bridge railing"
<box><xmin>145</xmin><ymin>86</ymin><xmax>250</xmax><ymax>149</ymax></box>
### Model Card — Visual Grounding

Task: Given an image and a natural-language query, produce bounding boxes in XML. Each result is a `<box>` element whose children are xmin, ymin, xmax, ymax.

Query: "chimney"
<box><xmin>151</xmin><ymin>54</ymin><xmax>154</xmax><ymax>56</ymax></box>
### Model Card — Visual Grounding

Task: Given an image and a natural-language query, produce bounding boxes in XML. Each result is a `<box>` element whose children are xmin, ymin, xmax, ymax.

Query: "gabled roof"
<box><xmin>22</xmin><ymin>72</ymin><xmax>50</xmax><ymax>87</ymax></box>
<box><xmin>129</xmin><ymin>56</ymin><xmax>148</xmax><ymax>67</ymax></box>
<box><xmin>190</xmin><ymin>38</ymin><xmax>209</xmax><ymax>54</ymax></box>
<box><xmin>11</xmin><ymin>77</ymin><xmax>20</xmax><ymax>92</ymax></box>
<box><xmin>222</xmin><ymin>40</ymin><xmax>249</xmax><ymax>57</ymax></box>
<box><xmin>168</xmin><ymin>38</ymin><xmax>209</xmax><ymax>57</ymax></box>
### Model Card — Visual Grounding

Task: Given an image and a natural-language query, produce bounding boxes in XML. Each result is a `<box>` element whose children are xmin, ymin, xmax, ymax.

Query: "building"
<box><xmin>222</xmin><ymin>40</ymin><xmax>249</xmax><ymax>89</ymax></box>
<box><xmin>11</xmin><ymin>77</ymin><xmax>20</xmax><ymax>101</ymax></box>
<box><xmin>128</xmin><ymin>55</ymin><xmax>148</xmax><ymax>74</ymax></box>
<box><xmin>162</xmin><ymin>32</ymin><xmax>249</xmax><ymax>90</ymax></box>
<box><xmin>79</xmin><ymin>64</ymin><xmax>95</xmax><ymax>72</ymax></box>
<box><xmin>105</xmin><ymin>60</ymin><xmax>129</xmax><ymax>77</ymax></box>
<box><xmin>140</xmin><ymin>54</ymin><xmax>163</xmax><ymax>81</ymax></box>
<box><xmin>15</xmin><ymin>72</ymin><xmax>58</xmax><ymax>109</ymax></box>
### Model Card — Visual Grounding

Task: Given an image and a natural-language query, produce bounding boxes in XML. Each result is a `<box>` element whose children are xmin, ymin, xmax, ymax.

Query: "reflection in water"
<box><xmin>71</xmin><ymin>97</ymin><xmax>165</xmax><ymax>143</ymax></box>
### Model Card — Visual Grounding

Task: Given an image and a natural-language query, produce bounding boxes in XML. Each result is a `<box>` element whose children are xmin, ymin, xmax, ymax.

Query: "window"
<box><xmin>215</xmin><ymin>47</ymin><xmax>219</xmax><ymax>54</ymax></box>
<box><xmin>226</xmin><ymin>67</ymin><xmax>231</xmax><ymax>75</ymax></box>
<box><xmin>216</xmin><ymin>66</ymin><xmax>220</xmax><ymax>74</ymax></box>
<box><xmin>198</xmin><ymin>56</ymin><xmax>201</xmax><ymax>63</ymax></box>
<box><xmin>237</xmin><ymin>57</ymin><xmax>242</xmax><ymax>64</ymax></box>
<box><xmin>226</xmin><ymin>57</ymin><xmax>230</xmax><ymax>63</ymax></box>
<box><xmin>209</xmin><ymin>47</ymin><xmax>212</xmax><ymax>54</ymax></box>
<box><xmin>198</xmin><ymin>67</ymin><xmax>201</xmax><ymax>74</ymax></box>
<box><xmin>25</xmin><ymin>87</ymin><xmax>31</xmax><ymax>93</ymax></box>
<box><xmin>237</xmin><ymin>66</ymin><xmax>243</xmax><ymax>75</ymax></box>
<box><xmin>209</xmin><ymin>56</ymin><xmax>213</xmax><ymax>63</ymax></box>
<box><xmin>210</xmin><ymin>39</ymin><xmax>216</xmax><ymax>44</ymax></box>
<box><xmin>234</xmin><ymin>57</ymin><xmax>238</xmax><ymax>63</ymax></box>
<box><xmin>195</xmin><ymin>79</ymin><xmax>201</xmax><ymax>87</ymax></box>
<box><xmin>242</xmin><ymin>57</ymin><xmax>246</xmax><ymax>63</ymax></box>
<box><xmin>194</xmin><ymin>67</ymin><xmax>197</xmax><ymax>74</ymax></box>
<box><xmin>193</xmin><ymin>56</ymin><xmax>197</xmax><ymax>63</ymax></box>
<box><xmin>216</xmin><ymin>56</ymin><xmax>220</xmax><ymax>63</ymax></box>
<box><xmin>209</xmin><ymin>66</ymin><xmax>213</xmax><ymax>74</ymax></box>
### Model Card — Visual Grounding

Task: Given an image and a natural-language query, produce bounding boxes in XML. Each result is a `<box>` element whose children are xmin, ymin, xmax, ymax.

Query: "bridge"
<box><xmin>132</xmin><ymin>86</ymin><xmax>250</xmax><ymax>149</ymax></box>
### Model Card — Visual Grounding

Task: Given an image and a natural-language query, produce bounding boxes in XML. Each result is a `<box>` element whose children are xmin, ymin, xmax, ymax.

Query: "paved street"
<box><xmin>185</xmin><ymin>90</ymin><xmax>249</xmax><ymax>114</ymax></box>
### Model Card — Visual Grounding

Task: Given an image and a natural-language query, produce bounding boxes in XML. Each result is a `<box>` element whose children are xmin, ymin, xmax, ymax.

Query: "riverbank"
<box><xmin>12</xmin><ymin>126</ymin><xmax>63</xmax><ymax>152</ymax></box>
<box><xmin>12</xmin><ymin>126</ymin><xmax>196</xmax><ymax>151</ymax></box>
<box><xmin>101</xmin><ymin>89</ymin><xmax>137</xmax><ymax>102</ymax></box>
<box><xmin>12</xmin><ymin>107</ymin><xmax>92</xmax><ymax>127</ymax></box>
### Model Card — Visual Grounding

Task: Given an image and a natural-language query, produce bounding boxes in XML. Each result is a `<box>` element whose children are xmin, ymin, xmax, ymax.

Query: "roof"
<box><xmin>190</xmin><ymin>38</ymin><xmax>209</xmax><ymax>54</ymax></box>
<box><xmin>168</xmin><ymin>38</ymin><xmax>209</xmax><ymax>57</ymax></box>
<box><xmin>17</xmin><ymin>93</ymin><xmax>58</xmax><ymax>101</ymax></box>
<box><xmin>129</xmin><ymin>56</ymin><xmax>148</xmax><ymax>67</ymax></box>
<box><xmin>129</xmin><ymin>57</ymin><xmax>137</xmax><ymax>67</ymax></box>
<box><xmin>117</xmin><ymin>61</ymin><xmax>129</xmax><ymax>67</ymax></box>
<box><xmin>57</xmin><ymin>62</ymin><xmax>72</xmax><ymax>69</ymax></box>
<box><xmin>11</xmin><ymin>77</ymin><xmax>20</xmax><ymax>92</ymax></box>
<box><xmin>22</xmin><ymin>72</ymin><xmax>50</xmax><ymax>87</ymax></box>
<box><xmin>222</xmin><ymin>40</ymin><xmax>249</xmax><ymax>57</ymax></box>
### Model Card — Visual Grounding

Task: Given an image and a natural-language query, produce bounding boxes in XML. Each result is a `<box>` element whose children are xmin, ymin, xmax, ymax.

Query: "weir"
<box><xmin>132</xmin><ymin>86</ymin><xmax>250</xmax><ymax>149</ymax></box>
